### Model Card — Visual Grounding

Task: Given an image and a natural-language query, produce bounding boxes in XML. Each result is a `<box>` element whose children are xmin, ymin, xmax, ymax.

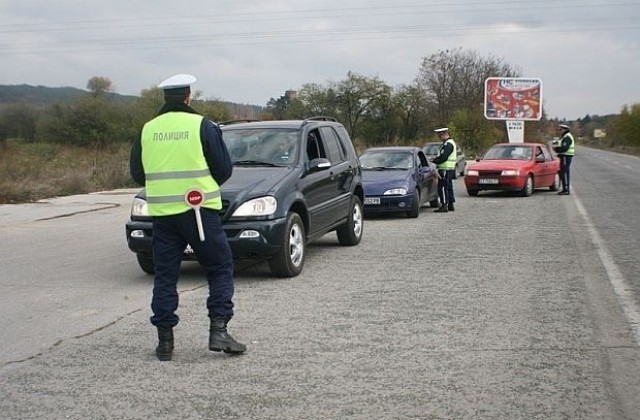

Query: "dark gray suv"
<box><xmin>126</xmin><ymin>117</ymin><xmax>364</xmax><ymax>277</ymax></box>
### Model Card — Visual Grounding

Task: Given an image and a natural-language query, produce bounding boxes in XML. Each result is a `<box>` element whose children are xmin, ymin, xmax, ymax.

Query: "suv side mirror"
<box><xmin>308</xmin><ymin>158</ymin><xmax>331</xmax><ymax>173</ymax></box>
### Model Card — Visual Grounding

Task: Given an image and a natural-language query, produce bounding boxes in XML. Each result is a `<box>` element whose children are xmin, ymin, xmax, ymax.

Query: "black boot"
<box><xmin>209</xmin><ymin>318</ymin><xmax>246</xmax><ymax>355</ymax></box>
<box><xmin>156</xmin><ymin>326</ymin><xmax>174</xmax><ymax>361</ymax></box>
<box><xmin>448</xmin><ymin>203</ymin><xmax>455</xmax><ymax>211</ymax></box>
<box><xmin>434</xmin><ymin>204</ymin><xmax>448</xmax><ymax>213</ymax></box>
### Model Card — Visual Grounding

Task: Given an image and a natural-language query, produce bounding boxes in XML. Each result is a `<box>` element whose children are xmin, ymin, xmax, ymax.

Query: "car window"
<box><xmin>306</xmin><ymin>130</ymin><xmax>326</xmax><ymax>161</ymax></box>
<box><xmin>540</xmin><ymin>145</ymin><xmax>553</xmax><ymax>161</ymax></box>
<box><xmin>320</xmin><ymin>126</ymin><xmax>346</xmax><ymax>164</ymax></box>
<box><xmin>417</xmin><ymin>150</ymin><xmax>429</xmax><ymax>168</ymax></box>
<box><xmin>535</xmin><ymin>146</ymin><xmax>544</xmax><ymax>160</ymax></box>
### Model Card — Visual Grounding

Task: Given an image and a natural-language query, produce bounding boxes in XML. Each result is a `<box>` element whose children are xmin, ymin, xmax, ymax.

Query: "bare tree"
<box><xmin>417</xmin><ymin>48</ymin><xmax>520</xmax><ymax>125</ymax></box>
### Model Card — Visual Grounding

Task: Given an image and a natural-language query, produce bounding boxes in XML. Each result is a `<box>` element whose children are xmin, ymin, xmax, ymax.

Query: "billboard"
<box><xmin>484</xmin><ymin>77</ymin><xmax>542</xmax><ymax>121</ymax></box>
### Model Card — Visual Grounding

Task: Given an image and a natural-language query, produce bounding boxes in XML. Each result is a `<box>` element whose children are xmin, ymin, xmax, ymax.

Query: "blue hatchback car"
<box><xmin>359</xmin><ymin>146</ymin><xmax>439</xmax><ymax>218</ymax></box>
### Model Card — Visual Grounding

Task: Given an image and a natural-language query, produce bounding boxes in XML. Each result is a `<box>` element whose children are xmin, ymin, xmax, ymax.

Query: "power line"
<box><xmin>0</xmin><ymin>19</ymin><xmax>637</xmax><ymax>55</ymax></box>
<box><xmin>0</xmin><ymin>0</ymin><xmax>637</xmax><ymax>33</ymax></box>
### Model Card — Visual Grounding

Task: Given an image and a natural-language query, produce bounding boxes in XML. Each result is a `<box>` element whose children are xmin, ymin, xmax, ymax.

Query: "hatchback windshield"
<box><xmin>484</xmin><ymin>145</ymin><xmax>533</xmax><ymax>160</ymax></box>
<box><xmin>223</xmin><ymin>128</ymin><xmax>300</xmax><ymax>165</ymax></box>
<box><xmin>359</xmin><ymin>151</ymin><xmax>414</xmax><ymax>169</ymax></box>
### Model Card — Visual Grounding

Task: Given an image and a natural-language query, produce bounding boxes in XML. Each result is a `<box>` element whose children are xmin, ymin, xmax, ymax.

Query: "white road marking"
<box><xmin>573</xmin><ymin>190</ymin><xmax>640</xmax><ymax>345</ymax></box>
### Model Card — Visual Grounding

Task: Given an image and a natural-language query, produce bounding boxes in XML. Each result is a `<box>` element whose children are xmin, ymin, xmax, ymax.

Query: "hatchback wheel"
<box><xmin>550</xmin><ymin>173</ymin><xmax>560</xmax><ymax>191</ymax></box>
<box><xmin>407</xmin><ymin>189</ymin><xmax>420</xmax><ymax>218</ymax></box>
<box><xmin>269</xmin><ymin>212</ymin><xmax>305</xmax><ymax>278</ymax></box>
<box><xmin>337</xmin><ymin>196</ymin><xmax>363</xmax><ymax>246</ymax></box>
<box><xmin>521</xmin><ymin>175</ymin><xmax>534</xmax><ymax>197</ymax></box>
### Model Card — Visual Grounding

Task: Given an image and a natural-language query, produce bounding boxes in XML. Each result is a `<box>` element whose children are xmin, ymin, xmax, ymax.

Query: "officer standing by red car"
<box><xmin>431</xmin><ymin>127</ymin><xmax>457</xmax><ymax>212</ymax></box>
<box><xmin>129</xmin><ymin>73</ymin><xmax>246</xmax><ymax>361</ymax></box>
<box><xmin>553</xmin><ymin>123</ymin><xmax>575</xmax><ymax>195</ymax></box>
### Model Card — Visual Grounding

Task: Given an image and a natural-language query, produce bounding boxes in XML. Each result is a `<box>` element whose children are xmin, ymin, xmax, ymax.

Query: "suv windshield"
<box><xmin>223</xmin><ymin>128</ymin><xmax>300</xmax><ymax>165</ymax></box>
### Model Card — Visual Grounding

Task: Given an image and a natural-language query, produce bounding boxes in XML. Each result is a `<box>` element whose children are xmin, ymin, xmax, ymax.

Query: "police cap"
<box><xmin>158</xmin><ymin>74</ymin><xmax>196</xmax><ymax>99</ymax></box>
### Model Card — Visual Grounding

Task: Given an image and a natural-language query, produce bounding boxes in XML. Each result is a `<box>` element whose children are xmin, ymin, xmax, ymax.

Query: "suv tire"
<box><xmin>268</xmin><ymin>212</ymin><xmax>305</xmax><ymax>278</ymax></box>
<box><xmin>337</xmin><ymin>196</ymin><xmax>364</xmax><ymax>246</ymax></box>
<box><xmin>137</xmin><ymin>254</ymin><xmax>155</xmax><ymax>275</ymax></box>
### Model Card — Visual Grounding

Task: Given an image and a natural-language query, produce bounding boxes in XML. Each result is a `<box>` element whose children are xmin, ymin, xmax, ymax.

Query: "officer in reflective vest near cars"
<box><xmin>553</xmin><ymin>123</ymin><xmax>575</xmax><ymax>195</ymax></box>
<box><xmin>430</xmin><ymin>127</ymin><xmax>457</xmax><ymax>212</ymax></box>
<box><xmin>129</xmin><ymin>73</ymin><xmax>246</xmax><ymax>361</ymax></box>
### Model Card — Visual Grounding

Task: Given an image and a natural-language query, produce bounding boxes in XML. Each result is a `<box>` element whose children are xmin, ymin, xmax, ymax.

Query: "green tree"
<box><xmin>612</xmin><ymin>104</ymin><xmax>640</xmax><ymax>146</ymax></box>
<box><xmin>394</xmin><ymin>83</ymin><xmax>431</xmax><ymax>143</ymax></box>
<box><xmin>297</xmin><ymin>83</ymin><xmax>339</xmax><ymax>117</ymax></box>
<box><xmin>333</xmin><ymin>71</ymin><xmax>391</xmax><ymax>141</ymax></box>
<box><xmin>193</xmin><ymin>98</ymin><xmax>231</xmax><ymax>123</ymax></box>
<box><xmin>0</xmin><ymin>103</ymin><xmax>39</xmax><ymax>143</ymax></box>
<box><xmin>86</xmin><ymin>76</ymin><xmax>113</xmax><ymax>98</ymax></box>
<box><xmin>449</xmin><ymin>107</ymin><xmax>504</xmax><ymax>155</ymax></box>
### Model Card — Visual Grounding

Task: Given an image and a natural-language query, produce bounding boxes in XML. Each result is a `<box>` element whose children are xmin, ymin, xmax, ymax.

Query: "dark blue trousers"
<box><xmin>437</xmin><ymin>169</ymin><xmax>455</xmax><ymax>206</ymax></box>
<box><xmin>150</xmin><ymin>208</ymin><xmax>234</xmax><ymax>328</ymax></box>
<box><xmin>559</xmin><ymin>155</ymin><xmax>573</xmax><ymax>192</ymax></box>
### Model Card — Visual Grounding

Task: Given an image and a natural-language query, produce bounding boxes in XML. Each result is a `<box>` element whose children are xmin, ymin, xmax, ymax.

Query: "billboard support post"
<box><xmin>506</xmin><ymin>120</ymin><xmax>525</xmax><ymax>143</ymax></box>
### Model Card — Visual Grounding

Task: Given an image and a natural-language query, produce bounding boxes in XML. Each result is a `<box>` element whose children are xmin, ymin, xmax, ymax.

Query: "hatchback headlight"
<box><xmin>501</xmin><ymin>170</ymin><xmax>519</xmax><ymax>176</ymax></box>
<box><xmin>467</xmin><ymin>170</ymin><xmax>479</xmax><ymax>176</ymax></box>
<box><xmin>384</xmin><ymin>188</ymin><xmax>407</xmax><ymax>195</ymax></box>
<box><xmin>232</xmin><ymin>196</ymin><xmax>278</xmax><ymax>217</ymax></box>
<box><xmin>131</xmin><ymin>197</ymin><xmax>149</xmax><ymax>216</ymax></box>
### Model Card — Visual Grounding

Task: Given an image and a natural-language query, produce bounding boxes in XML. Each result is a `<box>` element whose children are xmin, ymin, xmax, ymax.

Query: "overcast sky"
<box><xmin>1</xmin><ymin>0</ymin><xmax>638</xmax><ymax>120</ymax></box>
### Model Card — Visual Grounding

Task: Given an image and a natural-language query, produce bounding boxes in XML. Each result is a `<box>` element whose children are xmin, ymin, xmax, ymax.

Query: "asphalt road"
<box><xmin>1</xmin><ymin>146</ymin><xmax>639</xmax><ymax>419</ymax></box>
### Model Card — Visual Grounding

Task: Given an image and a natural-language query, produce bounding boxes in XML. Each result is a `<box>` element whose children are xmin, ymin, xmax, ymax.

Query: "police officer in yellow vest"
<box><xmin>553</xmin><ymin>123</ymin><xmax>575</xmax><ymax>195</ymax></box>
<box><xmin>130</xmin><ymin>74</ymin><xmax>245</xmax><ymax>361</ymax></box>
<box><xmin>430</xmin><ymin>127</ymin><xmax>457</xmax><ymax>212</ymax></box>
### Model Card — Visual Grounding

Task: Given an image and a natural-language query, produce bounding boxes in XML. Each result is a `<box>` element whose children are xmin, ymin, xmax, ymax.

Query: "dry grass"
<box><xmin>2</xmin><ymin>138</ymin><xmax>637</xmax><ymax>205</ymax></box>
<box><xmin>0</xmin><ymin>140</ymin><xmax>134</xmax><ymax>204</ymax></box>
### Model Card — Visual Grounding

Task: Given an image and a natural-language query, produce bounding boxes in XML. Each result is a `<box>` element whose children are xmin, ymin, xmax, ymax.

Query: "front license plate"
<box><xmin>479</xmin><ymin>178</ymin><xmax>499</xmax><ymax>184</ymax></box>
<box><xmin>364</xmin><ymin>197</ymin><xmax>380</xmax><ymax>205</ymax></box>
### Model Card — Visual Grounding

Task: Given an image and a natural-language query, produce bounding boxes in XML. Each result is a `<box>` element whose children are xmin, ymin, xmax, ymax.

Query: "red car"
<box><xmin>464</xmin><ymin>142</ymin><xmax>560</xmax><ymax>197</ymax></box>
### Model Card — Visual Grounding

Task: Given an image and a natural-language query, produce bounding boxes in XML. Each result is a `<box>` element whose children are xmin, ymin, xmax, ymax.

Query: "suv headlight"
<box><xmin>131</xmin><ymin>197</ymin><xmax>149</xmax><ymax>217</ymax></box>
<box><xmin>232</xmin><ymin>196</ymin><xmax>277</xmax><ymax>217</ymax></box>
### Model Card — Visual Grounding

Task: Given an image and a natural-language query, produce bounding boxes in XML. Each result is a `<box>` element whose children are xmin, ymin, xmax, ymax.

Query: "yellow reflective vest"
<box><xmin>141</xmin><ymin>112</ymin><xmax>222</xmax><ymax>216</ymax></box>
<box><xmin>563</xmin><ymin>132</ymin><xmax>575</xmax><ymax>156</ymax></box>
<box><xmin>436</xmin><ymin>139</ymin><xmax>457</xmax><ymax>170</ymax></box>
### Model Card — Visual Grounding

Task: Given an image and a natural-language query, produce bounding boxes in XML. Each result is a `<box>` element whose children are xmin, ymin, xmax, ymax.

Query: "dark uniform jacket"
<box><xmin>431</xmin><ymin>141</ymin><xmax>454</xmax><ymax>166</ymax></box>
<box><xmin>553</xmin><ymin>131</ymin><xmax>573</xmax><ymax>156</ymax></box>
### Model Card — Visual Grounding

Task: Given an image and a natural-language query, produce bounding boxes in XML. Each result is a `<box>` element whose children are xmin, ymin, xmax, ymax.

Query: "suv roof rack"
<box><xmin>303</xmin><ymin>116</ymin><xmax>337</xmax><ymax>124</ymax></box>
<box><xmin>219</xmin><ymin>119</ymin><xmax>260</xmax><ymax>127</ymax></box>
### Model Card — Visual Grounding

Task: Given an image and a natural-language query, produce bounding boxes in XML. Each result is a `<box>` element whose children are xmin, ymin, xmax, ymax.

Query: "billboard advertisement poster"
<box><xmin>484</xmin><ymin>77</ymin><xmax>542</xmax><ymax>121</ymax></box>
